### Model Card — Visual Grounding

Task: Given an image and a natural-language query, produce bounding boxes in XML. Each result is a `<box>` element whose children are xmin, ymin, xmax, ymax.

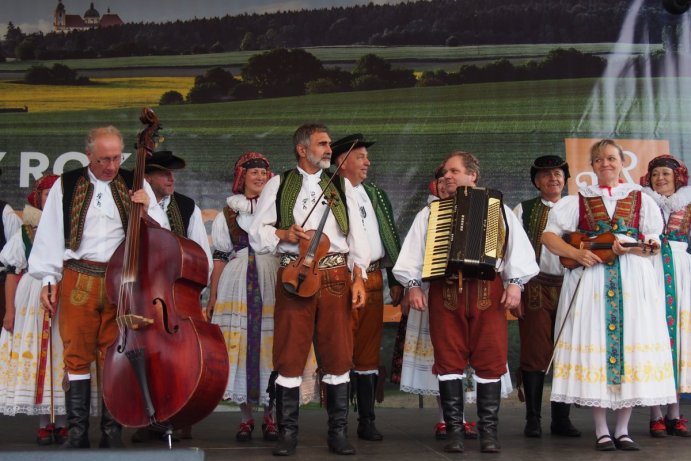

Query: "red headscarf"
<box><xmin>27</xmin><ymin>174</ymin><xmax>59</xmax><ymax>210</ymax></box>
<box><xmin>232</xmin><ymin>152</ymin><xmax>272</xmax><ymax>195</ymax></box>
<box><xmin>641</xmin><ymin>154</ymin><xmax>689</xmax><ymax>191</ymax></box>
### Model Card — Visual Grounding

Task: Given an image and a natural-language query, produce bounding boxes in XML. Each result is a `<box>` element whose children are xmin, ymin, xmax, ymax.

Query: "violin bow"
<box><xmin>544</xmin><ymin>272</ymin><xmax>583</xmax><ymax>375</ymax></box>
<box><xmin>299</xmin><ymin>138</ymin><xmax>359</xmax><ymax>227</ymax></box>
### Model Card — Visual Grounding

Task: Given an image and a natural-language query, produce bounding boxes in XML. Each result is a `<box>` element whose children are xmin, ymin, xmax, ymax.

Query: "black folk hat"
<box><xmin>145</xmin><ymin>150</ymin><xmax>186</xmax><ymax>173</ymax></box>
<box><xmin>530</xmin><ymin>155</ymin><xmax>570</xmax><ymax>188</ymax></box>
<box><xmin>330</xmin><ymin>133</ymin><xmax>375</xmax><ymax>162</ymax></box>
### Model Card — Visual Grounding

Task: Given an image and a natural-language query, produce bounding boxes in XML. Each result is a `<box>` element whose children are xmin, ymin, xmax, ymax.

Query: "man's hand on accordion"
<box><xmin>407</xmin><ymin>287</ymin><xmax>428</xmax><ymax>312</ymax></box>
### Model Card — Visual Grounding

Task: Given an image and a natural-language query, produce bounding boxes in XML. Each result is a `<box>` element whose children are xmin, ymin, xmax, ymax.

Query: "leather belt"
<box><xmin>366</xmin><ymin>259</ymin><xmax>381</xmax><ymax>273</ymax></box>
<box><xmin>279</xmin><ymin>253</ymin><xmax>346</xmax><ymax>269</ymax></box>
<box><xmin>65</xmin><ymin>259</ymin><xmax>108</xmax><ymax>278</ymax></box>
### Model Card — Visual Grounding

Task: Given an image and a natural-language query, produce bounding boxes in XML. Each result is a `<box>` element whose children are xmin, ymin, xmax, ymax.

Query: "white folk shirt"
<box><xmin>29</xmin><ymin>169</ymin><xmax>166</xmax><ymax>286</ymax></box>
<box><xmin>249</xmin><ymin>167</ymin><xmax>370</xmax><ymax>276</ymax></box>
<box><xmin>352</xmin><ymin>184</ymin><xmax>385</xmax><ymax>262</ymax></box>
<box><xmin>393</xmin><ymin>203</ymin><xmax>539</xmax><ymax>287</ymax></box>
<box><xmin>513</xmin><ymin>199</ymin><xmax>565</xmax><ymax>277</ymax></box>
<box><xmin>157</xmin><ymin>195</ymin><xmax>213</xmax><ymax>279</ymax></box>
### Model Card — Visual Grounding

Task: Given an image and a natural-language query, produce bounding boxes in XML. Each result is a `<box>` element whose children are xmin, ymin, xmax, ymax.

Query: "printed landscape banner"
<box><xmin>1</xmin><ymin>0</ymin><xmax>690</xmax><ymax>235</ymax></box>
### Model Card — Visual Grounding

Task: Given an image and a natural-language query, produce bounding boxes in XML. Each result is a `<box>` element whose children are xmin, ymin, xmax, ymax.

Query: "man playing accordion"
<box><xmin>393</xmin><ymin>151</ymin><xmax>538</xmax><ymax>454</ymax></box>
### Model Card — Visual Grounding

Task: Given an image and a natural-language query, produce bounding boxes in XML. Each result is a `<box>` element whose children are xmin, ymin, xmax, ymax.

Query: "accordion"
<box><xmin>422</xmin><ymin>186</ymin><xmax>508</xmax><ymax>281</ymax></box>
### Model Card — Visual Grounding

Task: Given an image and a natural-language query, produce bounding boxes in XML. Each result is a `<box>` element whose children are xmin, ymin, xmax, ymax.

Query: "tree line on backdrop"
<box><xmin>0</xmin><ymin>0</ymin><xmax>681</xmax><ymax>61</ymax></box>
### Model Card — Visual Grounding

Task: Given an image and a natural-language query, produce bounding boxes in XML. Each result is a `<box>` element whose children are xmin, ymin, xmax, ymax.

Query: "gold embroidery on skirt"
<box><xmin>478</xmin><ymin>281</ymin><xmax>491</xmax><ymax>310</ymax></box>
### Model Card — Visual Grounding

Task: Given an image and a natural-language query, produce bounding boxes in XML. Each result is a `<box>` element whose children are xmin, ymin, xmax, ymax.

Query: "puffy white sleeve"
<box><xmin>392</xmin><ymin>206</ymin><xmax>430</xmax><ymax>286</ymax></box>
<box><xmin>2</xmin><ymin>204</ymin><xmax>22</xmax><ymax>243</ymax></box>
<box><xmin>28</xmin><ymin>179</ymin><xmax>66</xmax><ymax>285</ymax></box>
<box><xmin>638</xmin><ymin>193</ymin><xmax>663</xmax><ymax>244</ymax></box>
<box><xmin>249</xmin><ymin>175</ymin><xmax>281</xmax><ymax>255</ymax></box>
<box><xmin>0</xmin><ymin>230</ymin><xmax>27</xmax><ymax>273</ymax></box>
<box><xmin>543</xmin><ymin>195</ymin><xmax>579</xmax><ymax>236</ymax></box>
<box><xmin>187</xmin><ymin>205</ymin><xmax>213</xmax><ymax>280</ymax></box>
<box><xmin>210</xmin><ymin>212</ymin><xmax>233</xmax><ymax>254</ymax></box>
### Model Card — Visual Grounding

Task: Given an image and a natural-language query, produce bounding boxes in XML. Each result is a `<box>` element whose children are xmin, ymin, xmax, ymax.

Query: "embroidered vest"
<box><xmin>664</xmin><ymin>203</ymin><xmax>691</xmax><ymax>240</ymax></box>
<box><xmin>166</xmin><ymin>192</ymin><xmax>195</xmax><ymax>237</ymax></box>
<box><xmin>363</xmin><ymin>182</ymin><xmax>401</xmax><ymax>261</ymax></box>
<box><xmin>275</xmin><ymin>168</ymin><xmax>349</xmax><ymax>235</ymax></box>
<box><xmin>222</xmin><ymin>205</ymin><xmax>248</xmax><ymax>246</ymax></box>
<box><xmin>21</xmin><ymin>224</ymin><xmax>36</xmax><ymax>261</ymax></box>
<box><xmin>577</xmin><ymin>191</ymin><xmax>641</xmax><ymax>235</ymax></box>
<box><xmin>61</xmin><ymin>167</ymin><xmax>133</xmax><ymax>251</ymax></box>
<box><xmin>521</xmin><ymin>197</ymin><xmax>551</xmax><ymax>262</ymax></box>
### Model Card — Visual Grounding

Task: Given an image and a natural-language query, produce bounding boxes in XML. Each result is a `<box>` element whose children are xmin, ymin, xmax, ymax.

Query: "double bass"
<box><xmin>102</xmin><ymin>108</ymin><xmax>228</xmax><ymax>434</ymax></box>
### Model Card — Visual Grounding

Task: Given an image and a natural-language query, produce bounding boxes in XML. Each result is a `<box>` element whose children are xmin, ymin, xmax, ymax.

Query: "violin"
<box><xmin>559</xmin><ymin>231</ymin><xmax>658</xmax><ymax>269</ymax></box>
<box><xmin>281</xmin><ymin>193</ymin><xmax>336</xmax><ymax>297</ymax></box>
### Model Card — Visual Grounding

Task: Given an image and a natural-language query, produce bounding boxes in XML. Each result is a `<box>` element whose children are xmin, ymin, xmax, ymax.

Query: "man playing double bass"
<box><xmin>29</xmin><ymin>126</ymin><xmax>166</xmax><ymax>449</ymax></box>
<box><xmin>249</xmin><ymin>123</ymin><xmax>370</xmax><ymax>456</ymax></box>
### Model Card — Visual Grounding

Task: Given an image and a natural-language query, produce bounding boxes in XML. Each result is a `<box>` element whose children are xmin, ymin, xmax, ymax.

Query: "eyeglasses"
<box><xmin>94</xmin><ymin>155</ymin><xmax>123</xmax><ymax>165</ymax></box>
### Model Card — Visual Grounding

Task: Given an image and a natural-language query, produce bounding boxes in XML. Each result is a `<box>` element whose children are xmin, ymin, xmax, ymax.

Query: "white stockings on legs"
<box><xmin>592</xmin><ymin>407</ymin><xmax>609</xmax><ymax>439</ymax></box>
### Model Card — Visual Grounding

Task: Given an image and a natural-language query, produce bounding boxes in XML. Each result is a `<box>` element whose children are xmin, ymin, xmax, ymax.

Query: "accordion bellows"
<box><xmin>422</xmin><ymin>186</ymin><xmax>507</xmax><ymax>281</ymax></box>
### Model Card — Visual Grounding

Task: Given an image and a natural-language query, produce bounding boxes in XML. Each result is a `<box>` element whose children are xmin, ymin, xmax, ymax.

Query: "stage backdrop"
<box><xmin>1</xmin><ymin>0</ymin><xmax>690</xmax><ymax>240</ymax></box>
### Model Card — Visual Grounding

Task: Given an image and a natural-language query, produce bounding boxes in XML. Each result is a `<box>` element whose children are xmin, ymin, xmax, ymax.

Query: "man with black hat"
<box><xmin>512</xmin><ymin>155</ymin><xmax>581</xmax><ymax>439</ymax></box>
<box><xmin>29</xmin><ymin>125</ymin><xmax>166</xmax><ymax>449</ymax></box>
<box><xmin>331</xmin><ymin>133</ymin><xmax>403</xmax><ymax>442</ymax></box>
<box><xmin>249</xmin><ymin>123</ymin><xmax>370</xmax><ymax>456</ymax></box>
<box><xmin>127</xmin><ymin>150</ymin><xmax>213</xmax><ymax>443</ymax></box>
<box><xmin>0</xmin><ymin>168</ymin><xmax>22</xmax><ymax>326</ymax></box>
<box><xmin>144</xmin><ymin>150</ymin><xmax>212</xmax><ymax>279</ymax></box>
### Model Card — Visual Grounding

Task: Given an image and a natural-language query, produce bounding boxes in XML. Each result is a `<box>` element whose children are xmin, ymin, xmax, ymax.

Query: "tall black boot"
<box><xmin>550</xmin><ymin>402</ymin><xmax>581</xmax><ymax>437</ymax></box>
<box><xmin>99</xmin><ymin>400</ymin><xmax>124</xmax><ymax>448</ymax></box>
<box><xmin>326</xmin><ymin>383</ymin><xmax>355</xmax><ymax>455</ymax></box>
<box><xmin>356</xmin><ymin>373</ymin><xmax>383</xmax><ymax>441</ymax></box>
<box><xmin>438</xmin><ymin>379</ymin><xmax>464</xmax><ymax>453</ymax></box>
<box><xmin>61</xmin><ymin>379</ymin><xmax>91</xmax><ymax>449</ymax></box>
<box><xmin>273</xmin><ymin>384</ymin><xmax>300</xmax><ymax>456</ymax></box>
<box><xmin>477</xmin><ymin>381</ymin><xmax>501</xmax><ymax>453</ymax></box>
<box><xmin>522</xmin><ymin>371</ymin><xmax>545</xmax><ymax>438</ymax></box>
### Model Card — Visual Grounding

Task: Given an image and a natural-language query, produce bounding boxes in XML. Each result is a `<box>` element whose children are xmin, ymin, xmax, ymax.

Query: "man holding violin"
<box><xmin>512</xmin><ymin>155</ymin><xmax>581</xmax><ymax>439</ymax></box>
<box><xmin>249</xmin><ymin>123</ymin><xmax>370</xmax><ymax>456</ymax></box>
<box><xmin>331</xmin><ymin>133</ymin><xmax>403</xmax><ymax>442</ymax></box>
<box><xmin>29</xmin><ymin>126</ymin><xmax>166</xmax><ymax>449</ymax></box>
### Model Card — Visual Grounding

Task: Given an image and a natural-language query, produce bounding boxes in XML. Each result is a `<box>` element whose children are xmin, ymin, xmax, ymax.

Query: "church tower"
<box><xmin>54</xmin><ymin>0</ymin><xmax>66</xmax><ymax>31</ymax></box>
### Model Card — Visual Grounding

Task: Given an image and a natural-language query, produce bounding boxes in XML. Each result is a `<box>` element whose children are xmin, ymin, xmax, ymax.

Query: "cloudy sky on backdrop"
<box><xmin>3</xmin><ymin>0</ymin><xmax>401</xmax><ymax>33</ymax></box>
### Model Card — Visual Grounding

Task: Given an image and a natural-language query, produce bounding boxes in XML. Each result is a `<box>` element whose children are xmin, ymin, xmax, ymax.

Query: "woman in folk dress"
<box><xmin>542</xmin><ymin>139</ymin><xmax>677</xmax><ymax>451</ymax></box>
<box><xmin>207</xmin><ymin>152</ymin><xmax>318</xmax><ymax>443</ymax></box>
<box><xmin>641</xmin><ymin>155</ymin><xmax>691</xmax><ymax>438</ymax></box>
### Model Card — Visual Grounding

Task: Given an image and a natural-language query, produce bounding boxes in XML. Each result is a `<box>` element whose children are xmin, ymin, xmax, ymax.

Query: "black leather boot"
<box><xmin>522</xmin><ymin>371</ymin><xmax>544</xmax><ymax>438</ymax></box>
<box><xmin>99</xmin><ymin>401</ymin><xmax>124</xmax><ymax>448</ymax></box>
<box><xmin>477</xmin><ymin>381</ymin><xmax>501</xmax><ymax>453</ymax></box>
<box><xmin>550</xmin><ymin>402</ymin><xmax>581</xmax><ymax>437</ymax></box>
<box><xmin>61</xmin><ymin>379</ymin><xmax>91</xmax><ymax>449</ymax></box>
<box><xmin>326</xmin><ymin>383</ymin><xmax>355</xmax><ymax>455</ymax></box>
<box><xmin>356</xmin><ymin>373</ymin><xmax>383</xmax><ymax>441</ymax></box>
<box><xmin>273</xmin><ymin>384</ymin><xmax>300</xmax><ymax>456</ymax></box>
<box><xmin>438</xmin><ymin>379</ymin><xmax>464</xmax><ymax>453</ymax></box>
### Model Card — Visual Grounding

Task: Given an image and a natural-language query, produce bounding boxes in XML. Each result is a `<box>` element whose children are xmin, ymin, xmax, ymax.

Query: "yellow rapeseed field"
<box><xmin>0</xmin><ymin>77</ymin><xmax>194</xmax><ymax>113</ymax></box>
